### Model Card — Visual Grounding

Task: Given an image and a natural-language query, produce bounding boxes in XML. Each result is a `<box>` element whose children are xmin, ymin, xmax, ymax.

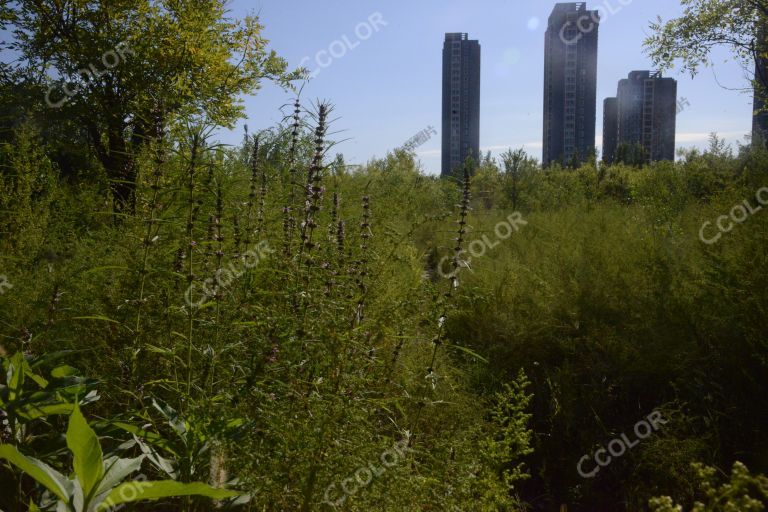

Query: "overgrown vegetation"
<box><xmin>1</xmin><ymin>1</ymin><xmax>768</xmax><ymax>510</ymax></box>
<box><xmin>2</xmin><ymin>114</ymin><xmax>768</xmax><ymax>510</ymax></box>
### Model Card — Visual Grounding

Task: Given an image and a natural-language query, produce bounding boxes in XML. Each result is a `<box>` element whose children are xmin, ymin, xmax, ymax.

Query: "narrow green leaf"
<box><xmin>71</xmin><ymin>316</ymin><xmax>120</xmax><ymax>324</ymax></box>
<box><xmin>96</xmin><ymin>480</ymin><xmax>239</xmax><ymax>510</ymax></box>
<box><xmin>17</xmin><ymin>402</ymin><xmax>74</xmax><ymax>421</ymax></box>
<box><xmin>151</xmin><ymin>399</ymin><xmax>187</xmax><ymax>437</ymax></box>
<box><xmin>0</xmin><ymin>444</ymin><xmax>71</xmax><ymax>501</ymax></box>
<box><xmin>66</xmin><ymin>403</ymin><xmax>104</xmax><ymax>501</ymax></box>
<box><xmin>444</xmin><ymin>343</ymin><xmax>490</xmax><ymax>363</ymax></box>
<box><xmin>110</xmin><ymin>422</ymin><xmax>178</xmax><ymax>457</ymax></box>
<box><xmin>83</xmin><ymin>266</ymin><xmax>131</xmax><ymax>275</ymax></box>
<box><xmin>7</xmin><ymin>352</ymin><xmax>25</xmax><ymax>402</ymax></box>
<box><xmin>29</xmin><ymin>350</ymin><xmax>81</xmax><ymax>368</ymax></box>
<box><xmin>23</xmin><ymin>361</ymin><xmax>48</xmax><ymax>389</ymax></box>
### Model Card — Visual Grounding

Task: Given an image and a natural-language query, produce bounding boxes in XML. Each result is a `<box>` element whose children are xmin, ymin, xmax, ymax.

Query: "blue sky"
<box><xmin>224</xmin><ymin>0</ymin><xmax>754</xmax><ymax>174</ymax></box>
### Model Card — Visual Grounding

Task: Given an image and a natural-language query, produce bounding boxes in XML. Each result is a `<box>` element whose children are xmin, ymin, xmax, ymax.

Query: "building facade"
<box><xmin>442</xmin><ymin>33</ymin><xmax>481</xmax><ymax>177</ymax></box>
<box><xmin>604</xmin><ymin>71</ymin><xmax>677</xmax><ymax>163</ymax></box>
<box><xmin>543</xmin><ymin>3</ymin><xmax>600</xmax><ymax>167</ymax></box>
<box><xmin>753</xmin><ymin>25</ymin><xmax>768</xmax><ymax>146</ymax></box>
<box><xmin>602</xmin><ymin>97</ymin><xmax>619</xmax><ymax>164</ymax></box>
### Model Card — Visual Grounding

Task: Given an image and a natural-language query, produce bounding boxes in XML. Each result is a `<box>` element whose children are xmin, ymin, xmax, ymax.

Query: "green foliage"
<box><xmin>478</xmin><ymin>370</ymin><xmax>533</xmax><ymax>508</ymax></box>
<box><xmin>616</xmin><ymin>142</ymin><xmax>649</xmax><ymax>167</ymax></box>
<box><xmin>441</xmin><ymin>143</ymin><xmax>768</xmax><ymax>509</ymax></box>
<box><xmin>650</xmin><ymin>462</ymin><xmax>768</xmax><ymax>511</ymax></box>
<box><xmin>1</xmin><ymin>11</ymin><xmax>768</xmax><ymax>506</ymax></box>
<box><xmin>0</xmin><ymin>351</ymin><xmax>98</xmax><ymax>444</ymax></box>
<box><xmin>645</xmin><ymin>0</ymin><xmax>763</xmax><ymax>78</ymax></box>
<box><xmin>4</xmin><ymin>121</ymin><xmax>768</xmax><ymax>509</ymax></box>
<box><xmin>1</xmin><ymin>0</ymin><xmax>301</xmax><ymax>208</ymax></box>
<box><xmin>0</xmin><ymin>124</ymin><xmax>57</xmax><ymax>258</ymax></box>
<box><xmin>0</xmin><ymin>403</ymin><xmax>238</xmax><ymax>511</ymax></box>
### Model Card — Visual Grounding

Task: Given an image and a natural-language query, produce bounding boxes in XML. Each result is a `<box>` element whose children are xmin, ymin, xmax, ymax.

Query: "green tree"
<box><xmin>501</xmin><ymin>148</ymin><xmax>536</xmax><ymax>211</ymax></box>
<box><xmin>615</xmin><ymin>142</ymin><xmax>649</xmax><ymax>167</ymax></box>
<box><xmin>2</xmin><ymin>0</ymin><xmax>300</xmax><ymax>210</ymax></box>
<box><xmin>644</xmin><ymin>0</ymin><xmax>767</xmax><ymax>143</ymax></box>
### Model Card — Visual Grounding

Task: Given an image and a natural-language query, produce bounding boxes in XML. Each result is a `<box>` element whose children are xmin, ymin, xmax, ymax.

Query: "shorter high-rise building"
<box><xmin>603</xmin><ymin>71</ymin><xmax>677</xmax><ymax>164</ymax></box>
<box><xmin>442</xmin><ymin>33</ymin><xmax>481</xmax><ymax>176</ymax></box>
<box><xmin>602</xmin><ymin>97</ymin><xmax>618</xmax><ymax>164</ymax></box>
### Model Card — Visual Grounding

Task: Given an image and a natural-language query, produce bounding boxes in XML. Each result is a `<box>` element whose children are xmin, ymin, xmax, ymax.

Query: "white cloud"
<box><xmin>676</xmin><ymin>131</ymin><xmax>749</xmax><ymax>143</ymax></box>
<box><xmin>416</xmin><ymin>132</ymin><xmax>751</xmax><ymax>163</ymax></box>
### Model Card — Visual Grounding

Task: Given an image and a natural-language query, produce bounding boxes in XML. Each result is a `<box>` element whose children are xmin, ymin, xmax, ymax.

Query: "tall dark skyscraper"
<box><xmin>603</xmin><ymin>71</ymin><xmax>677</xmax><ymax>163</ymax></box>
<box><xmin>442</xmin><ymin>33</ymin><xmax>480</xmax><ymax>177</ymax></box>
<box><xmin>543</xmin><ymin>3</ymin><xmax>600</xmax><ymax>167</ymax></box>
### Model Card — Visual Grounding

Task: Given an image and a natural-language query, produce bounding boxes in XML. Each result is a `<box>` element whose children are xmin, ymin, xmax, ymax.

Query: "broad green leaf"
<box><xmin>96</xmin><ymin>480</ymin><xmax>239</xmax><ymax>510</ymax></box>
<box><xmin>92</xmin><ymin>455</ymin><xmax>145</xmax><ymax>502</ymax></box>
<box><xmin>51</xmin><ymin>365</ymin><xmax>79</xmax><ymax>378</ymax></box>
<box><xmin>81</xmin><ymin>390</ymin><xmax>101</xmax><ymax>406</ymax></box>
<box><xmin>228</xmin><ymin>494</ymin><xmax>252</xmax><ymax>506</ymax></box>
<box><xmin>226</xmin><ymin>418</ymin><xmax>245</xmax><ymax>429</ymax></box>
<box><xmin>66</xmin><ymin>403</ymin><xmax>104</xmax><ymax>501</ymax></box>
<box><xmin>0</xmin><ymin>444</ymin><xmax>71</xmax><ymax>501</ymax></box>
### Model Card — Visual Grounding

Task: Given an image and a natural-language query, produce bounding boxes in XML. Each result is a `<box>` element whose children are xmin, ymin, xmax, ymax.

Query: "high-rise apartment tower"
<box><xmin>442</xmin><ymin>33</ymin><xmax>481</xmax><ymax>176</ymax></box>
<box><xmin>543</xmin><ymin>3</ymin><xmax>600</xmax><ymax>167</ymax></box>
<box><xmin>603</xmin><ymin>71</ymin><xmax>677</xmax><ymax>163</ymax></box>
